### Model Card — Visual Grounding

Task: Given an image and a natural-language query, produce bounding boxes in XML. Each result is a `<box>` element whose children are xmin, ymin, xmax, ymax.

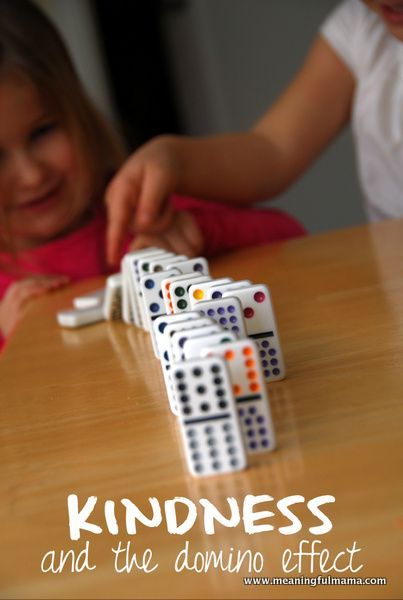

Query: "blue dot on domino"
<box><xmin>145</xmin><ymin>279</ymin><xmax>154</xmax><ymax>289</ymax></box>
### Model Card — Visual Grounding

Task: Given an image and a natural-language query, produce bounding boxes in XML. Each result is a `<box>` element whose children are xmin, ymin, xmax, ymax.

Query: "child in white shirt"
<box><xmin>106</xmin><ymin>1</ymin><xmax>403</xmax><ymax>262</ymax></box>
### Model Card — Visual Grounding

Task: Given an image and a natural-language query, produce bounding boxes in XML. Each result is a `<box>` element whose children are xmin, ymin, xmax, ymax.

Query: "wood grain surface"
<box><xmin>0</xmin><ymin>219</ymin><xmax>402</xmax><ymax>599</ymax></box>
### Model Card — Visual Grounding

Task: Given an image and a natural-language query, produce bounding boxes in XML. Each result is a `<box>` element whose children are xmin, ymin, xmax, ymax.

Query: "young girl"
<box><xmin>0</xmin><ymin>0</ymin><xmax>305</xmax><ymax>347</ymax></box>
<box><xmin>106</xmin><ymin>0</ymin><xmax>403</xmax><ymax>263</ymax></box>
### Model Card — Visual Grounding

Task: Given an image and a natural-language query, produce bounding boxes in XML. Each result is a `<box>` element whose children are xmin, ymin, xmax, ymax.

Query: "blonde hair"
<box><xmin>0</xmin><ymin>0</ymin><xmax>125</xmax><ymax>212</ymax></box>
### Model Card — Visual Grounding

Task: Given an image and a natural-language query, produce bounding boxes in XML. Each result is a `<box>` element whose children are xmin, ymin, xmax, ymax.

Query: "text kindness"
<box><xmin>68</xmin><ymin>494</ymin><xmax>336</xmax><ymax>541</ymax></box>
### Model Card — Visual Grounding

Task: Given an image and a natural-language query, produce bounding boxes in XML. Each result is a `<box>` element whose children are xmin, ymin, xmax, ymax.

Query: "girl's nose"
<box><xmin>13</xmin><ymin>151</ymin><xmax>46</xmax><ymax>190</ymax></box>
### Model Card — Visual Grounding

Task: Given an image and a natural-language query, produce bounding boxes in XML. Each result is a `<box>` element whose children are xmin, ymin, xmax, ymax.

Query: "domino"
<box><xmin>165</xmin><ymin>257</ymin><xmax>210</xmax><ymax>276</ymax></box>
<box><xmin>121</xmin><ymin>254</ymin><xmax>135</xmax><ymax>324</ymax></box>
<box><xmin>73</xmin><ymin>288</ymin><xmax>105</xmax><ymax>309</ymax></box>
<box><xmin>135</xmin><ymin>251</ymin><xmax>177</xmax><ymax>328</ymax></box>
<box><xmin>200</xmin><ymin>280</ymin><xmax>252</xmax><ymax>301</ymax></box>
<box><xmin>140</xmin><ymin>268</ymin><xmax>181</xmax><ymax>337</ymax></box>
<box><xmin>170</xmin><ymin>324</ymin><xmax>222</xmax><ymax>362</ymax></box>
<box><xmin>148</xmin><ymin>255</ymin><xmax>188</xmax><ymax>272</ymax></box>
<box><xmin>192</xmin><ymin>296</ymin><xmax>247</xmax><ymax>338</ymax></box>
<box><xmin>188</xmin><ymin>278</ymin><xmax>233</xmax><ymax>308</ymax></box>
<box><xmin>161</xmin><ymin>272</ymin><xmax>207</xmax><ymax>314</ymax></box>
<box><xmin>121</xmin><ymin>249</ymin><xmax>163</xmax><ymax>324</ymax></box>
<box><xmin>172</xmin><ymin>356</ymin><xmax>247</xmax><ymax>477</ymax></box>
<box><xmin>161</xmin><ymin>317</ymin><xmax>216</xmax><ymax>414</ymax></box>
<box><xmin>103</xmin><ymin>273</ymin><xmax>123</xmax><ymax>320</ymax></box>
<box><xmin>182</xmin><ymin>330</ymin><xmax>237</xmax><ymax>360</ymax></box>
<box><xmin>170</xmin><ymin>275</ymin><xmax>212</xmax><ymax>313</ymax></box>
<box><xmin>201</xmin><ymin>339</ymin><xmax>276</xmax><ymax>454</ymax></box>
<box><xmin>222</xmin><ymin>284</ymin><xmax>285</xmax><ymax>382</ymax></box>
<box><xmin>153</xmin><ymin>312</ymin><xmax>203</xmax><ymax>359</ymax></box>
<box><xmin>57</xmin><ymin>305</ymin><xmax>104</xmax><ymax>328</ymax></box>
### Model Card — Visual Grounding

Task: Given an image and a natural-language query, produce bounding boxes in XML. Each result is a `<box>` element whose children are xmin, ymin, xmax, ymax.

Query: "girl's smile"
<box><xmin>0</xmin><ymin>73</ymin><xmax>92</xmax><ymax>250</ymax></box>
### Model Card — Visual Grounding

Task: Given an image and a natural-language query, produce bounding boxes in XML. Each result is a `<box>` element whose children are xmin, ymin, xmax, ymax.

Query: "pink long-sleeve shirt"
<box><xmin>0</xmin><ymin>196</ymin><xmax>306</xmax><ymax>349</ymax></box>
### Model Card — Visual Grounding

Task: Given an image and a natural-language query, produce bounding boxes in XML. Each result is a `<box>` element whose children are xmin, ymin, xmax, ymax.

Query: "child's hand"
<box><xmin>129</xmin><ymin>210</ymin><xmax>204</xmax><ymax>258</ymax></box>
<box><xmin>0</xmin><ymin>276</ymin><xmax>68</xmax><ymax>338</ymax></box>
<box><xmin>106</xmin><ymin>136</ymin><xmax>180</xmax><ymax>265</ymax></box>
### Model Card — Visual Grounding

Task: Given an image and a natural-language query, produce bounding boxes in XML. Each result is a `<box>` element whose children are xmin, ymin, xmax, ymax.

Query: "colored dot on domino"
<box><xmin>150</xmin><ymin>303</ymin><xmax>159</xmax><ymax>313</ymax></box>
<box><xmin>225</xmin><ymin>350</ymin><xmax>235</xmax><ymax>360</ymax></box>
<box><xmin>218</xmin><ymin>307</ymin><xmax>225</xmax><ymax>315</ymax></box>
<box><xmin>207</xmin><ymin>309</ymin><xmax>215</xmax><ymax>317</ymax></box>
<box><xmin>219</xmin><ymin>317</ymin><xmax>227</xmax><ymax>325</ymax></box>
<box><xmin>158</xmin><ymin>322</ymin><xmax>167</xmax><ymax>333</ymax></box>
<box><xmin>243</xmin><ymin>346</ymin><xmax>253</xmax><ymax>356</ymax></box>
<box><xmin>244</xmin><ymin>307</ymin><xmax>254</xmax><ymax>319</ymax></box>
<box><xmin>194</xmin><ymin>263</ymin><xmax>203</xmax><ymax>272</ymax></box>
<box><xmin>250</xmin><ymin>382</ymin><xmax>260</xmax><ymax>392</ymax></box>
<box><xmin>145</xmin><ymin>279</ymin><xmax>154</xmax><ymax>289</ymax></box>
<box><xmin>212</xmin><ymin>291</ymin><xmax>222</xmax><ymax>299</ymax></box>
<box><xmin>245</xmin><ymin>358</ymin><xmax>255</xmax><ymax>368</ymax></box>
<box><xmin>247</xmin><ymin>370</ymin><xmax>257</xmax><ymax>380</ymax></box>
<box><xmin>143</xmin><ymin>263</ymin><xmax>150</xmax><ymax>272</ymax></box>
<box><xmin>254</xmin><ymin>291</ymin><xmax>266</xmax><ymax>303</ymax></box>
<box><xmin>233</xmin><ymin>384</ymin><xmax>242</xmax><ymax>395</ymax></box>
<box><xmin>175</xmin><ymin>286</ymin><xmax>185</xmax><ymax>297</ymax></box>
<box><xmin>178</xmin><ymin>299</ymin><xmax>187</xmax><ymax>309</ymax></box>
<box><xmin>193</xmin><ymin>289</ymin><xmax>204</xmax><ymax>300</ymax></box>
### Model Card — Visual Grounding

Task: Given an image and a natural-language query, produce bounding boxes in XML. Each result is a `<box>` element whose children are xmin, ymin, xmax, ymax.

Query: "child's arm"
<box><xmin>0</xmin><ymin>276</ymin><xmax>68</xmax><ymax>342</ymax></box>
<box><xmin>130</xmin><ymin>197</ymin><xmax>306</xmax><ymax>258</ymax></box>
<box><xmin>106</xmin><ymin>35</ymin><xmax>354</xmax><ymax>264</ymax></box>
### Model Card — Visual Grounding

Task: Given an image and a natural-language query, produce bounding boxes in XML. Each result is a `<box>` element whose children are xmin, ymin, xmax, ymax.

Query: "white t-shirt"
<box><xmin>321</xmin><ymin>0</ymin><xmax>403</xmax><ymax>221</ymax></box>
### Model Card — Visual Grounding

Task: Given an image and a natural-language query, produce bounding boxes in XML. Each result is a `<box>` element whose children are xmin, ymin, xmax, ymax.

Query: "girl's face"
<box><xmin>364</xmin><ymin>1</ymin><xmax>403</xmax><ymax>41</ymax></box>
<box><xmin>0</xmin><ymin>73</ymin><xmax>92</xmax><ymax>250</ymax></box>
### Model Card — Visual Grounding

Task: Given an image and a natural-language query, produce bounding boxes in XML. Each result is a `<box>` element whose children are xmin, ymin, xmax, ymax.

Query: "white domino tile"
<box><xmin>222</xmin><ymin>284</ymin><xmax>285</xmax><ymax>382</ymax></box>
<box><xmin>172</xmin><ymin>356</ymin><xmax>247</xmax><ymax>477</ymax></box>
<box><xmin>201</xmin><ymin>339</ymin><xmax>276</xmax><ymax>454</ymax></box>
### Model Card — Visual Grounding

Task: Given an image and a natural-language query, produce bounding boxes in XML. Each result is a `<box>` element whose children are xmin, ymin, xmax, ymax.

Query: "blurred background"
<box><xmin>36</xmin><ymin>0</ymin><xmax>365</xmax><ymax>234</ymax></box>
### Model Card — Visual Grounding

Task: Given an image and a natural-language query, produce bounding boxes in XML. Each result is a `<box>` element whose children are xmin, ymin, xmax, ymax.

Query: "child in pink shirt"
<box><xmin>0</xmin><ymin>1</ymin><xmax>305</xmax><ymax>349</ymax></box>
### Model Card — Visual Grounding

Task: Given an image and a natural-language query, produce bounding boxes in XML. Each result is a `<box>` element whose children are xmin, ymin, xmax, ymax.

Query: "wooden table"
<box><xmin>1</xmin><ymin>219</ymin><xmax>402</xmax><ymax>599</ymax></box>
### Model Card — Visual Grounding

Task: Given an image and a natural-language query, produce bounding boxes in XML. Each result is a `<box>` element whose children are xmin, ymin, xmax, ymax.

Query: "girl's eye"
<box><xmin>29</xmin><ymin>122</ymin><xmax>57</xmax><ymax>143</ymax></box>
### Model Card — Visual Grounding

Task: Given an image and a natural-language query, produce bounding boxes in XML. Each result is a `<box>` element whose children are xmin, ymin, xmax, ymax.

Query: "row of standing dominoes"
<box><xmin>57</xmin><ymin>247</ymin><xmax>285</xmax><ymax>477</ymax></box>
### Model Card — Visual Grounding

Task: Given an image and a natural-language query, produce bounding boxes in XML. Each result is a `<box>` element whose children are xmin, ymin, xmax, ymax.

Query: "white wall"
<box><xmin>162</xmin><ymin>0</ymin><xmax>366</xmax><ymax>234</ymax></box>
<box><xmin>35</xmin><ymin>0</ymin><xmax>117</xmax><ymax>126</ymax></box>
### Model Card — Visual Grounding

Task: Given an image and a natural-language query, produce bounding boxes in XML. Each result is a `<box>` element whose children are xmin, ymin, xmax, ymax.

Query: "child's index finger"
<box><xmin>105</xmin><ymin>177</ymin><xmax>137</xmax><ymax>266</ymax></box>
